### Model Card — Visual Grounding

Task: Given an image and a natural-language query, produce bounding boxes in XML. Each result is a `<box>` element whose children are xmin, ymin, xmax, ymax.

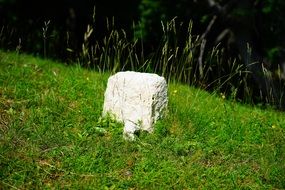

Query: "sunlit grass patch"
<box><xmin>0</xmin><ymin>51</ymin><xmax>285</xmax><ymax>189</ymax></box>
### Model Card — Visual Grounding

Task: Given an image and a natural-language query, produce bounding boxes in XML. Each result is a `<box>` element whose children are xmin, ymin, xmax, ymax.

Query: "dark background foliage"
<box><xmin>0</xmin><ymin>0</ymin><xmax>140</xmax><ymax>59</ymax></box>
<box><xmin>1</xmin><ymin>0</ymin><xmax>284</xmax><ymax>62</ymax></box>
<box><xmin>1</xmin><ymin>0</ymin><xmax>285</xmax><ymax>108</ymax></box>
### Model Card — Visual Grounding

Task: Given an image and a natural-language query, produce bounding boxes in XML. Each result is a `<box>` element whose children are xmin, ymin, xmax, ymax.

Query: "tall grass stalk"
<box><xmin>42</xmin><ymin>20</ymin><xmax>50</xmax><ymax>58</ymax></box>
<box><xmin>80</xmin><ymin>15</ymin><xmax>278</xmax><ymax>105</ymax></box>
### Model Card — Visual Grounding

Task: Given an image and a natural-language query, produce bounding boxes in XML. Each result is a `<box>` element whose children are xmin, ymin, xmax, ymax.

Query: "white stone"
<box><xmin>103</xmin><ymin>71</ymin><xmax>168</xmax><ymax>140</ymax></box>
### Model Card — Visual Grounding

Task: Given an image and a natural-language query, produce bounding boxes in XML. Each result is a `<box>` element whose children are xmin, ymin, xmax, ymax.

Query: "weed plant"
<box><xmin>2</xmin><ymin>14</ymin><xmax>283</xmax><ymax>106</ymax></box>
<box><xmin>79</xmin><ymin>16</ymin><xmax>261</xmax><ymax>106</ymax></box>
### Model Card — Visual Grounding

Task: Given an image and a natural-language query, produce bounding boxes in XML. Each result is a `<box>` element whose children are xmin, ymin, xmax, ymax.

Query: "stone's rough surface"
<box><xmin>103</xmin><ymin>71</ymin><xmax>168</xmax><ymax>140</ymax></box>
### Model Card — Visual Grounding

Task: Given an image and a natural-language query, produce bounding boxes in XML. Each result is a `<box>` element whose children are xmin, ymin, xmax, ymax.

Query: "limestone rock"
<box><xmin>103</xmin><ymin>71</ymin><xmax>168</xmax><ymax>140</ymax></box>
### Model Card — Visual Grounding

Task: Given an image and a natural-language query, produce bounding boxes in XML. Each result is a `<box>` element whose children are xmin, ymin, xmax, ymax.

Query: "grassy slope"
<box><xmin>0</xmin><ymin>51</ymin><xmax>285</xmax><ymax>189</ymax></box>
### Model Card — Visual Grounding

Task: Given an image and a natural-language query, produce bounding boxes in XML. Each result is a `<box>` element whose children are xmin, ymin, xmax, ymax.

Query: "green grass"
<box><xmin>0</xmin><ymin>51</ymin><xmax>285</xmax><ymax>189</ymax></box>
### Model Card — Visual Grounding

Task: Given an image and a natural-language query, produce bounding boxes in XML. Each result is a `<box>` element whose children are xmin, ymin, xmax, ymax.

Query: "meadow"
<box><xmin>0</xmin><ymin>51</ymin><xmax>285</xmax><ymax>189</ymax></box>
